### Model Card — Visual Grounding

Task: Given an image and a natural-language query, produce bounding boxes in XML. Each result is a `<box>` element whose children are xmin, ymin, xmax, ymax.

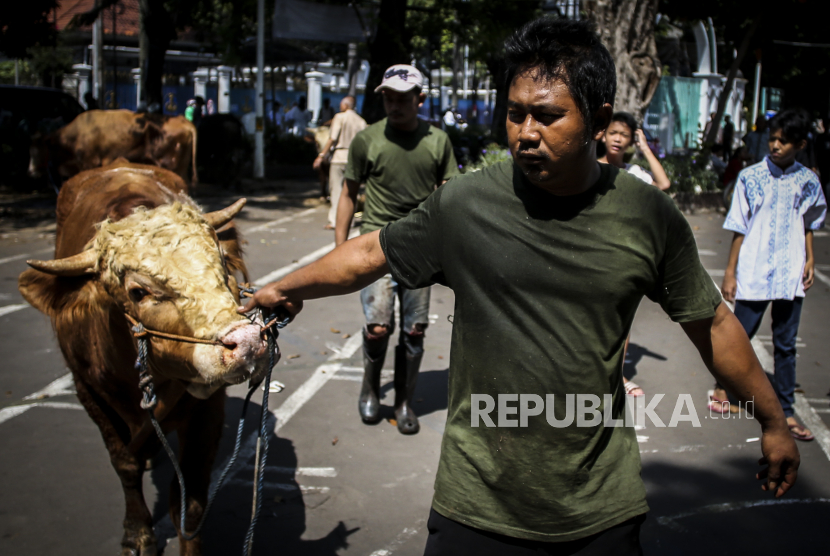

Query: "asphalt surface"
<box><xmin>1</xmin><ymin>180</ymin><xmax>830</xmax><ymax>556</ymax></box>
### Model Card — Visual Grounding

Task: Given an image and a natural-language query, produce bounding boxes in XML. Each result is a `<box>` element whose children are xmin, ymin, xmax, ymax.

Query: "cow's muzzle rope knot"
<box><xmin>131</xmin><ymin>286</ymin><xmax>288</xmax><ymax>554</ymax></box>
<box><xmin>132</xmin><ymin>322</ymin><xmax>157</xmax><ymax>411</ymax></box>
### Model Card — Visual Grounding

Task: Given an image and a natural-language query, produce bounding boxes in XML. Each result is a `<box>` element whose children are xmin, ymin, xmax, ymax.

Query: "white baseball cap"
<box><xmin>375</xmin><ymin>64</ymin><xmax>424</xmax><ymax>93</ymax></box>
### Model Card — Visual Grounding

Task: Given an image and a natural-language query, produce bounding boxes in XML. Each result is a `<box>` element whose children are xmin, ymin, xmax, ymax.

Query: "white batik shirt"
<box><xmin>724</xmin><ymin>157</ymin><xmax>827</xmax><ymax>300</ymax></box>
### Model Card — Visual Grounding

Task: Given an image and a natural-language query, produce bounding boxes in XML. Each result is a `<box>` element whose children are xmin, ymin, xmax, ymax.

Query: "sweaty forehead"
<box><xmin>508</xmin><ymin>72</ymin><xmax>575</xmax><ymax>109</ymax></box>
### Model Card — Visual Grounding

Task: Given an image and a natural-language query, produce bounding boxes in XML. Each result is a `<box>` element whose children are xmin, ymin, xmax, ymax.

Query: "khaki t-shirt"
<box><xmin>380</xmin><ymin>160</ymin><xmax>722</xmax><ymax>542</ymax></box>
<box><xmin>345</xmin><ymin>118</ymin><xmax>459</xmax><ymax>233</ymax></box>
<box><xmin>329</xmin><ymin>109</ymin><xmax>367</xmax><ymax>164</ymax></box>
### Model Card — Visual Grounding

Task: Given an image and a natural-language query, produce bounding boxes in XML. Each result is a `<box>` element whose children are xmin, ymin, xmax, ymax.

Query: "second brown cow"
<box><xmin>28</xmin><ymin>109</ymin><xmax>198</xmax><ymax>187</ymax></box>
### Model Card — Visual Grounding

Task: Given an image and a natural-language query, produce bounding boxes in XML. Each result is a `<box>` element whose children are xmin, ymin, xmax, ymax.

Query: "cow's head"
<box><xmin>21</xmin><ymin>200</ymin><xmax>270</xmax><ymax>398</ymax></box>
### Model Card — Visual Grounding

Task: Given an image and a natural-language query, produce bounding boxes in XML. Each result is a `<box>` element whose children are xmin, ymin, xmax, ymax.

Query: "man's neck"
<box><xmin>389</xmin><ymin>118</ymin><xmax>420</xmax><ymax>132</ymax></box>
<box><xmin>532</xmin><ymin>160</ymin><xmax>602</xmax><ymax>197</ymax></box>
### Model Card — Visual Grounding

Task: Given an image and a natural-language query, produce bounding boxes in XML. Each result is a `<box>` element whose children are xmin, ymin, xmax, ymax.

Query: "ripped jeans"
<box><xmin>360</xmin><ymin>274</ymin><xmax>430</xmax><ymax>338</ymax></box>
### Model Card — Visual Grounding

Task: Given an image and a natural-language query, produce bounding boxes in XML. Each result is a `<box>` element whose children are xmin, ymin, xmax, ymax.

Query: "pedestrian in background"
<box><xmin>285</xmin><ymin>97</ymin><xmax>312</xmax><ymax>136</ymax></box>
<box><xmin>719</xmin><ymin>107</ymin><xmax>827</xmax><ymax>441</ymax></box>
<box><xmin>744</xmin><ymin>115</ymin><xmax>770</xmax><ymax>164</ymax></box>
<box><xmin>318</xmin><ymin>97</ymin><xmax>336</xmax><ymax>126</ymax></box>
<box><xmin>336</xmin><ymin>64</ymin><xmax>458</xmax><ymax>435</ymax></box>
<box><xmin>314</xmin><ymin>96</ymin><xmax>367</xmax><ymax>230</ymax></box>
<box><xmin>722</xmin><ymin>114</ymin><xmax>735</xmax><ymax>161</ymax></box>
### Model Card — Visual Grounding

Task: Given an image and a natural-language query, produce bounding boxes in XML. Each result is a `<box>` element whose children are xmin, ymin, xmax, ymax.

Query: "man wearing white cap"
<box><xmin>334</xmin><ymin>64</ymin><xmax>459</xmax><ymax>434</ymax></box>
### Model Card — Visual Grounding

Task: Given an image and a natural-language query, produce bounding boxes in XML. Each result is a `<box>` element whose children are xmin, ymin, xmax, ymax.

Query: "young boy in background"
<box><xmin>599</xmin><ymin>111</ymin><xmax>671</xmax><ymax>191</ymax></box>
<box><xmin>719</xmin><ymin>108</ymin><xmax>827</xmax><ymax>441</ymax></box>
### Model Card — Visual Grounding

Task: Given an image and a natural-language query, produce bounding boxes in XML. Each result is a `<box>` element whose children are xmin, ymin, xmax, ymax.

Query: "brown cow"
<box><xmin>29</xmin><ymin>109</ymin><xmax>198</xmax><ymax>187</ymax></box>
<box><xmin>19</xmin><ymin>159</ymin><xmax>268</xmax><ymax>556</ymax></box>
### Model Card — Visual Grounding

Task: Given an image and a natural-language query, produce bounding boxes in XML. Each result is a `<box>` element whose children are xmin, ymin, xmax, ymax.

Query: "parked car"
<box><xmin>0</xmin><ymin>85</ymin><xmax>84</xmax><ymax>189</ymax></box>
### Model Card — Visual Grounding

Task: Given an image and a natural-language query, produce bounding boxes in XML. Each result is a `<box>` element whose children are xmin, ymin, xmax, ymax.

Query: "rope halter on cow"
<box><xmin>130</xmin><ymin>285</ymin><xmax>289</xmax><ymax>554</ymax></box>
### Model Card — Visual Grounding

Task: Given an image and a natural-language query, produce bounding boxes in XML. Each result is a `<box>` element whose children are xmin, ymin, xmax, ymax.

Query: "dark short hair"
<box><xmin>769</xmin><ymin>108</ymin><xmax>811</xmax><ymax>144</ymax></box>
<box><xmin>504</xmin><ymin>17</ymin><xmax>616</xmax><ymax>124</ymax></box>
<box><xmin>610</xmin><ymin>112</ymin><xmax>638</xmax><ymax>134</ymax></box>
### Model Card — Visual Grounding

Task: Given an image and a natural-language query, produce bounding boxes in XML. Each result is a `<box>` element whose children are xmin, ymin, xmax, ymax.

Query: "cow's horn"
<box><xmin>27</xmin><ymin>250</ymin><xmax>97</xmax><ymax>276</ymax></box>
<box><xmin>203</xmin><ymin>198</ymin><xmax>247</xmax><ymax>229</ymax></box>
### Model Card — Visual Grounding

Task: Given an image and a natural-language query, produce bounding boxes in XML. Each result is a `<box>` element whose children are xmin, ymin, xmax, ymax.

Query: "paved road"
<box><xmin>1</xmin><ymin>187</ymin><xmax>829</xmax><ymax>556</ymax></box>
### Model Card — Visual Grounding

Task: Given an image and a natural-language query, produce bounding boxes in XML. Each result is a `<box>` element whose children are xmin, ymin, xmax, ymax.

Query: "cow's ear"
<box><xmin>19</xmin><ymin>268</ymin><xmax>65</xmax><ymax>318</ymax></box>
<box><xmin>17</xmin><ymin>268</ymin><xmax>89</xmax><ymax>317</ymax></box>
<box><xmin>217</xmin><ymin>223</ymin><xmax>249</xmax><ymax>283</ymax></box>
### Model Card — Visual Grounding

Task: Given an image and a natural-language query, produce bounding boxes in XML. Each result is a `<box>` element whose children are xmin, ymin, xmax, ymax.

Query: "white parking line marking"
<box><xmin>698</xmin><ymin>249</ymin><xmax>718</xmax><ymax>256</ymax></box>
<box><xmin>242</xmin><ymin>207</ymin><xmax>319</xmax><ymax>234</ymax></box>
<box><xmin>0</xmin><ymin>405</ymin><xmax>33</xmax><ymax>425</ymax></box>
<box><xmin>226</xmin><ymin>479</ymin><xmax>331</xmax><ymax>494</ymax></box>
<box><xmin>238</xmin><ymin>464</ymin><xmax>338</xmax><ymax>477</ymax></box>
<box><xmin>0</xmin><ymin>303</ymin><xmax>29</xmax><ymax>317</ymax></box>
<box><xmin>253</xmin><ymin>228</ymin><xmax>359</xmax><ymax>286</ymax></box>
<box><xmin>0</xmin><ymin>247</ymin><xmax>53</xmax><ymax>266</ymax></box>
<box><xmin>804</xmin><ymin>398</ymin><xmax>830</xmax><ymax>405</ymax></box>
<box><xmin>0</xmin><ymin>400</ymin><xmax>84</xmax><ymax>425</ymax></box>
<box><xmin>331</xmin><ymin>374</ymin><xmax>363</xmax><ymax>382</ymax></box>
<box><xmin>706</xmin><ymin>269</ymin><xmax>725</xmax><ymax>277</ymax></box>
<box><xmin>814</xmin><ymin>268</ymin><xmax>830</xmax><ymax>288</ymax></box>
<box><xmin>368</xmin><ymin>520</ymin><xmax>426</xmax><ymax>556</ymax></box>
<box><xmin>23</xmin><ymin>373</ymin><xmax>74</xmax><ymax>400</ymax></box>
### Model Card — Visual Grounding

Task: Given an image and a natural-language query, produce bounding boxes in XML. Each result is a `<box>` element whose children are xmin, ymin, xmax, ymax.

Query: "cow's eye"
<box><xmin>129</xmin><ymin>287</ymin><xmax>150</xmax><ymax>303</ymax></box>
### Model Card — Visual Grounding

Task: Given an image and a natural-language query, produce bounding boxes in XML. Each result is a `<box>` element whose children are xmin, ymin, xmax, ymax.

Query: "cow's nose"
<box><xmin>220</xmin><ymin>323</ymin><xmax>268</xmax><ymax>366</ymax></box>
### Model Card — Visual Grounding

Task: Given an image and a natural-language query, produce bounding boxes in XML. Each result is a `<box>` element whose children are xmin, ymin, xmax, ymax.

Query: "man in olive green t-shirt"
<box><xmin>335</xmin><ymin>64</ymin><xmax>459</xmax><ymax>435</ymax></box>
<box><xmin>243</xmin><ymin>19</ymin><xmax>799</xmax><ymax>555</ymax></box>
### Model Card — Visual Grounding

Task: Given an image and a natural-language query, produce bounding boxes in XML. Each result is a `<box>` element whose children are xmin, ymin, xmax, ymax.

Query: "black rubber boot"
<box><xmin>394</xmin><ymin>333</ymin><xmax>423</xmax><ymax>435</ymax></box>
<box><xmin>359</xmin><ymin>329</ymin><xmax>388</xmax><ymax>423</ymax></box>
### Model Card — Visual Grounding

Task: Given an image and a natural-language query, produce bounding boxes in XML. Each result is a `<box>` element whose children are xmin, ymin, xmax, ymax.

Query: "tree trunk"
<box><xmin>585</xmin><ymin>0</ymin><xmax>661</xmax><ymax>122</ymax></box>
<box><xmin>138</xmin><ymin>0</ymin><xmax>175</xmax><ymax>114</ymax></box>
<box><xmin>704</xmin><ymin>17</ymin><xmax>760</xmax><ymax>146</ymax></box>
<box><xmin>361</xmin><ymin>0</ymin><xmax>409</xmax><ymax>124</ymax></box>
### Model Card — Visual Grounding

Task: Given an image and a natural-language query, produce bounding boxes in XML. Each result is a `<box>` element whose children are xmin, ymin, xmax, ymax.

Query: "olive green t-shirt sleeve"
<box><xmin>440</xmin><ymin>135</ymin><xmax>461</xmax><ymax>183</ymax></box>
<box><xmin>379</xmin><ymin>186</ymin><xmax>445</xmax><ymax>289</ymax></box>
<box><xmin>344</xmin><ymin>132</ymin><xmax>367</xmax><ymax>183</ymax></box>
<box><xmin>648</xmin><ymin>199</ymin><xmax>723</xmax><ymax>322</ymax></box>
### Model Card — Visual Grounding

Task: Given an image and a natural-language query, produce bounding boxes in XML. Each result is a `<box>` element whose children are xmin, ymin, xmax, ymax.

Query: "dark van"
<box><xmin>0</xmin><ymin>85</ymin><xmax>84</xmax><ymax>188</ymax></box>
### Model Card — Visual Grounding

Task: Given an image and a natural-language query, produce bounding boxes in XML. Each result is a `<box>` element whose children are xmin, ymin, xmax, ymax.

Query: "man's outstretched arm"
<box><xmin>239</xmin><ymin>230</ymin><xmax>389</xmax><ymax>318</ymax></box>
<box><xmin>681</xmin><ymin>302</ymin><xmax>799</xmax><ymax>498</ymax></box>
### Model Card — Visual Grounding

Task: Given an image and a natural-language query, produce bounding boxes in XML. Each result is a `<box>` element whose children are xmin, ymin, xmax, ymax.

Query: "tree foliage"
<box><xmin>0</xmin><ymin>2</ymin><xmax>60</xmax><ymax>60</ymax></box>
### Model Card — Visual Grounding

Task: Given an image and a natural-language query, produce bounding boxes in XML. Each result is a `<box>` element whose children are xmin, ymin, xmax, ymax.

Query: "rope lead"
<box><xmin>134</xmin><ymin>296</ymin><xmax>288</xmax><ymax>550</ymax></box>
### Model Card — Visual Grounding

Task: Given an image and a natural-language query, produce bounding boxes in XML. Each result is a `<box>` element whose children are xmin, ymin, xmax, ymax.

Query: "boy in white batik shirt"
<box><xmin>719</xmin><ymin>108</ymin><xmax>827</xmax><ymax>441</ymax></box>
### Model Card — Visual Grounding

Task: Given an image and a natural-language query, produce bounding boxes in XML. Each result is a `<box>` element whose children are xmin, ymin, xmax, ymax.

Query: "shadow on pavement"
<box><xmin>149</xmin><ymin>396</ymin><xmax>358</xmax><ymax>555</ymax></box>
<box><xmin>623</xmin><ymin>342</ymin><xmax>667</xmax><ymax>383</ymax></box>
<box><xmin>641</xmin><ymin>455</ymin><xmax>829</xmax><ymax>555</ymax></box>
<box><xmin>377</xmin><ymin>368</ymin><xmax>449</xmax><ymax>422</ymax></box>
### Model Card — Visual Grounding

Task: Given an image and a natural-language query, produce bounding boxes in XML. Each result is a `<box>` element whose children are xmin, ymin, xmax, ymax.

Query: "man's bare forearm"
<box><xmin>681</xmin><ymin>302</ymin><xmax>787</xmax><ymax>432</ymax></box>
<box><xmin>725</xmin><ymin>232</ymin><xmax>744</xmax><ymax>275</ymax></box>
<box><xmin>335</xmin><ymin>179</ymin><xmax>359</xmax><ymax>245</ymax></box>
<box><xmin>283</xmin><ymin>232</ymin><xmax>388</xmax><ymax>298</ymax></box>
<box><xmin>240</xmin><ymin>231</ymin><xmax>389</xmax><ymax>318</ymax></box>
